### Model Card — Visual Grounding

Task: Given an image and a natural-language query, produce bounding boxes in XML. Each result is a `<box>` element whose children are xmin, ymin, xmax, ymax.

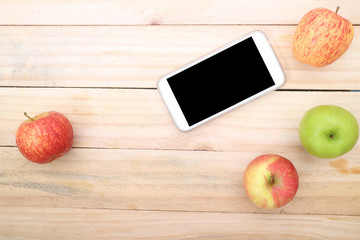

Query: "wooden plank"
<box><xmin>1</xmin><ymin>146</ymin><xmax>360</xmax><ymax>215</ymax></box>
<box><xmin>1</xmin><ymin>207</ymin><xmax>360</xmax><ymax>240</ymax></box>
<box><xmin>1</xmin><ymin>26</ymin><xmax>359</xmax><ymax>90</ymax></box>
<box><xmin>1</xmin><ymin>88</ymin><xmax>360</xmax><ymax>154</ymax></box>
<box><xmin>0</xmin><ymin>0</ymin><xmax>358</xmax><ymax>25</ymax></box>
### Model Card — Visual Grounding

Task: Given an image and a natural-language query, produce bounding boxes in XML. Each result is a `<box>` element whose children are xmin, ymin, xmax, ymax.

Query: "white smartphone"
<box><xmin>158</xmin><ymin>30</ymin><xmax>285</xmax><ymax>131</ymax></box>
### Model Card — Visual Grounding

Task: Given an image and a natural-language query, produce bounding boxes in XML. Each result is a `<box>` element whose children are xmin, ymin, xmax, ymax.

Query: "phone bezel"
<box><xmin>157</xmin><ymin>30</ymin><xmax>285</xmax><ymax>131</ymax></box>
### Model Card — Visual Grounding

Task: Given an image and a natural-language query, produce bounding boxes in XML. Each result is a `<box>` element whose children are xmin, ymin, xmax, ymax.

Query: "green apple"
<box><xmin>299</xmin><ymin>105</ymin><xmax>359</xmax><ymax>158</ymax></box>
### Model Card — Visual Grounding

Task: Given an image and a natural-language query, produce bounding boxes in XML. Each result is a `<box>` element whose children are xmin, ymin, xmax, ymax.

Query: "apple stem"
<box><xmin>270</xmin><ymin>175</ymin><xmax>275</xmax><ymax>185</ymax></box>
<box><xmin>335</xmin><ymin>6</ymin><xmax>340</xmax><ymax>14</ymax></box>
<box><xmin>24</xmin><ymin>112</ymin><xmax>35</xmax><ymax>121</ymax></box>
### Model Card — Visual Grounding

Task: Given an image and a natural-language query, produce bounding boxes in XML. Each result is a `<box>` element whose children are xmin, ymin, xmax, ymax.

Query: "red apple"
<box><xmin>243</xmin><ymin>154</ymin><xmax>299</xmax><ymax>209</ymax></box>
<box><xmin>16</xmin><ymin>111</ymin><xmax>73</xmax><ymax>164</ymax></box>
<box><xmin>293</xmin><ymin>7</ymin><xmax>354</xmax><ymax>67</ymax></box>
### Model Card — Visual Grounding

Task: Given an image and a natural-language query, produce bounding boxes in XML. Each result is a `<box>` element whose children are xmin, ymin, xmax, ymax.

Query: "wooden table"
<box><xmin>1</xmin><ymin>1</ymin><xmax>360</xmax><ymax>239</ymax></box>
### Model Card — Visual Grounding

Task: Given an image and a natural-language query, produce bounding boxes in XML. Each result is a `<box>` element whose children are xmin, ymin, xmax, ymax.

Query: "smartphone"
<box><xmin>158</xmin><ymin>30</ymin><xmax>285</xmax><ymax>131</ymax></box>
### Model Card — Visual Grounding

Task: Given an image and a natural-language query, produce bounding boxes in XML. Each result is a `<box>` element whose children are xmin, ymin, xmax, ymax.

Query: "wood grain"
<box><xmin>1</xmin><ymin>147</ymin><xmax>360</xmax><ymax>216</ymax></box>
<box><xmin>1</xmin><ymin>1</ymin><xmax>360</xmax><ymax>238</ymax></box>
<box><xmin>1</xmin><ymin>206</ymin><xmax>360</xmax><ymax>240</ymax></box>
<box><xmin>0</xmin><ymin>0</ymin><xmax>358</xmax><ymax>25</ymax></box>
<box><xmin>0</xmin><ymin>26</ymin><xmax>359</xmax><ymax>90</ymax></box>
<box><xmin>1</xmin><ymin>88</ymin><xmax>360</xmax><ymax>154</ymax></box>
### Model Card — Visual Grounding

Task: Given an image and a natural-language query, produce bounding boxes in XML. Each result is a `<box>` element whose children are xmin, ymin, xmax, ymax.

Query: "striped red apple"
<box><xmin>293</xmin><ymin>6</ymin><xmax>354</xmax><ymax>67</ymax></box>
<box><xmin>243</xmin><ymin>154</ymin><xmax>299</xmax><ymax>209</ymax></box>
<box><xmin>16</xmin><ymin>111</ymin><xmax>73</xmax><ymax>164</ymax></box>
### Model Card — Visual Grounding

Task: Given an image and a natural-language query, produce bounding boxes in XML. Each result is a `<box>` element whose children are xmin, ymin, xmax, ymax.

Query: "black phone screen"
<box><xmin>167</xmin><ymin>36</ymin><xmax>275</xmax><ymax>126</ymax></box>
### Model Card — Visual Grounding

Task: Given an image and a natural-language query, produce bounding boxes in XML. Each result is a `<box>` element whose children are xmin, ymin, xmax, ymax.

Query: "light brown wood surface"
<box><xmin>1</xmin><ymin>1</ymin><xmax>360</xmax><ymax>239</ymax></box>
<box><xmin>0</xmin><ymin>0</ymin><xmax>359</xmax><ymax>25</ymax></box>
<box><xmin>1</xmin><ymin>207</ymin><xmax>360</xmax><ymax>240</ymax></box>
<box><xmin>0</xmin><ymin>26</ymin><xmax>359</xmax><ymax>90</ymax></box>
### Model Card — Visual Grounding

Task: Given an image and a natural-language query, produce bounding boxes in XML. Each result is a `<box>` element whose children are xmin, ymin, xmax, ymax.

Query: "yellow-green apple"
<box><xmin>243</xmin><ymin>154</ymin><xmax>299</xmax><ymax>209</ymax></box>
<box><xmin>293</xmin><ymin>7</ymin><xmax>354</xmax><ymax>67</ymax></box>
<box><xmin>16</xmin><ymin>111</ymin><xmax>73</xmax><ymax>164</ymax></box>
<box><xmin>299</xmin><ymin>105</ymin><xmax>359</xmax><ymax>159</ymax></box>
